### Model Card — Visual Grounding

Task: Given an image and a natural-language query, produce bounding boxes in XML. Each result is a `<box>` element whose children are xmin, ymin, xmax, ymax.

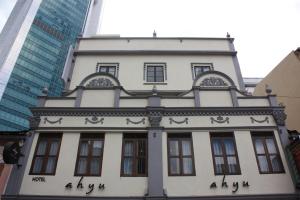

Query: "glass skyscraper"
<box><xmin>0</xmin><ymin>0</ymin><xmax>91</xmax><ymax>131</ymax></box>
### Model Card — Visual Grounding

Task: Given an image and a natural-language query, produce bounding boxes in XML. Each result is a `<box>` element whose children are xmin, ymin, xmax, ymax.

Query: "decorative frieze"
<box><xmin>210</xmin><ymin>116</ymin><xmax>229</xmax><ymax>124</ymax></box>
<box><xmin>43</xmin><ymin>117</ymin><xmax>62</xmax><ymax>124</ymax></box>
<box><xmin>169</xmin><ymin>117</ymin><xmax>188</xmax><ymax>124</ymax></box>
<box><xmin>126</xmin><ymin>118</ymin><xmax>145</xmax><ymax>125</ymax></box>
<box><xmin>85</xmin><ymin>116</ymin><xmax>104</xmax><ymax>124</ymax></box>
<box><xmin>250</xmin><ymin>116</ymin><xmax>269</xmax><ymax>124</ymax></box>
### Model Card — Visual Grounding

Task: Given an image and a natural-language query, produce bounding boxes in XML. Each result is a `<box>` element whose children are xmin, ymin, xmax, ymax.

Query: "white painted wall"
<box><xmin>162</xmin><ymin>130</ymin><xmax>295</xmax><ymax>196</ymax></box>
<box><xmin>238</xmin><ymin>98</ymin><xmax>270</xmax><ymax>107</ymax></box>
<box><xmin>200</xmin><ymin>91</ymin><xmax>232</xmax><ymax>107</ymax></box>
<box><xmin>80</xmin><ymin>90</ymin><xmax>114</xmax><ymax>107</ymax></box>
<box><xmin>78</xmin><ymin>38</ymin><xmax>231</xmax><ymax>51</ymax></box>
<box><xmin>70</xmin><ymin>55</ymin><xmax>239</xmax><ymax>91</ymax></box>
<box><xmin>20</xmin><ymin>132</ymin><xmax>147</xmax><ymax>197</ymax></box>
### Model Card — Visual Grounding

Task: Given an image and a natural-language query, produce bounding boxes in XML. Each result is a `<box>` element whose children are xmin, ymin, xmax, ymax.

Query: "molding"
<box><xmin>126</xmin><ymin>118</ymin><xmax>146</xmax><ymax>125</ymax></box>
<box><xmin>85</xmin><ymin>116</ymin><xmax>104</xmax><ymax>124</ymax></box>
<box><xmin>43</xmin><ymin>117</ymin><xmax>63</xmax><ymax>124</ymax></box>
<box><xmin>78</xmin><ymin>36</ymin><xmax>233</xmax><ymax>40</ymax></box>
<box><xmin>210</xmin><ymin>116</ymin><xmax>229</xmax><ymax>124</ymax></box>
<box><xmin>169</xmin><ymin>117</ymin><xmax>188</xmax><ymax>124</ymax></box>
<box><xmin>34</xmin><ymin>126</ymin><xmax>278</xmax><ymax>132</ymax></box>
<box><xmin>74</xmin><ymin>50</ymin><xmax>237</xmax><ymax>56</ymax></box>
<box><xmin>2</xmin><ymin>193</ymin><xmax>298</xmax><ymax>200</ymax></box>
<box><xmin>250</xmin><ymin>117</ymin><xmax>269</xmax><ymax>124</ymax></box>
<box><xmin>31</xmin><ymin>107</ymin><xmax>284</xmax><ymax>118</ymax></box>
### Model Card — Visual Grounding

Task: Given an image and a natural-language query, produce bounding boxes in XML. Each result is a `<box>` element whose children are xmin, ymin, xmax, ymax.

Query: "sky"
<box><xmin>1</xmin><ymin>0</ymin><xmax>300</xmax><ymax>78</ymax></box>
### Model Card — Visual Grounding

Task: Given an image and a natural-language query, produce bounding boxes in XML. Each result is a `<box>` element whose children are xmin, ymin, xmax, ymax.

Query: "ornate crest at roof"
<box><xmin>86</xmin><ymin>78</ymin><xmax>114</xmax><ymax>88</ymax></box>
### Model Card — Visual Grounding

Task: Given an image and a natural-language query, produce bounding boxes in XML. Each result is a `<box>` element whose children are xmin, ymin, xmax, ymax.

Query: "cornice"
<box><xmin>31</xmin><ymin>106</ymin><xmax>284</xmax><ymax>117</ymax></box>
<box><xmin>74</xmin><ymin>50</ymin><xmax>237</xmax><ymax>56</ymax></box>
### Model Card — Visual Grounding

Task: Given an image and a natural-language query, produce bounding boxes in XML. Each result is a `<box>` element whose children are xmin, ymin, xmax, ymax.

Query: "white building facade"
<box><xmin>3</xmin><ymin>37</ymin><xmax>298</xmax><ymax>199</ymax></box>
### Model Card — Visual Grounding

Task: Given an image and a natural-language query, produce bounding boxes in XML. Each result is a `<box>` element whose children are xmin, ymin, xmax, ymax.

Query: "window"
<box><xmin>121</xmin><ymin>133</ymin><xmax>147</xmax><ymax>176</ymax></box>
<box><xmin>210</xmin><ymin>133</ymin><xmax>240</xmax><ymax>175</ymax></box>
<box><xmin>30</xmin><ymin>133</ymin><xmax>62</xmax><ymax>175</ymax></box>
<box><xmin>251</xmin><ymin>132</ymin><xmax>284</xmax><ymax>174</ymax></box>
<box><xmin>168</xmin><ymin>133</ymin><xmax>195</xmax><ymax>176</ymax></box>
<box><xmin>144</xmin><ymin>63</ymin><xmax>166</xmax><ymax>83</ymax></box>
<box><xmin>75</xmin><ymin>134</ymin><xmax>104</xmax><ymax>176</ymax></box>
<box><xmin>191</xmin><ymin>63</ymin><xmax>213</xmax><ymax>79</ymax></box>
<box><xmin>96</xmin><ymin>63</ymin><xmax>119</xmax><ymax>77</ymax></box>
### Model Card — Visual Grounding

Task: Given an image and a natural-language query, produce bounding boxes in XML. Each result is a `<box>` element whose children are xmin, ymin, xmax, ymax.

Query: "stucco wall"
<box><xmin>69</xmin><ymin>55</ymin><xmax>239</xmax><ymax>91</ymax></box>
<box><xmin>20</xmin><ymin>132</ymin><xmax>147</xmax><ymax>197</ymax></box>
<box><xmin>162</xmin><ymin>130</ymin><xmax>295</xmax><ymax>196</ymax></box>
<box><xmin>254</xmin><ymin>51</ymin><xmax>300</xmax><ymax>131</ymax></box>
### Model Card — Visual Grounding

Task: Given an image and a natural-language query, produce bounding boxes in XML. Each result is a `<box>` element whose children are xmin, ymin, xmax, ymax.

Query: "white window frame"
<box><xmin>96</xmin><ymin>63</ymin><xmax>119</xmax><ymax>78</ymax></box>
<box><xmin>143</xmin><ymin>63</ymin><xmax>167</xmax><ymax>84</ymax></box>
<box><xmin>191</xmin><ymin>63</ymin><xmax>213</xmax><ymax>79</ymax></box>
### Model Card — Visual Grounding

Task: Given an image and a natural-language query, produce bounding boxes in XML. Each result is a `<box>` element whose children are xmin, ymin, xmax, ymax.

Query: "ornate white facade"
<box><xmin>3</xmin><ymin>37</ymin><xmax>297</xmax><ymax>200</ymax></box>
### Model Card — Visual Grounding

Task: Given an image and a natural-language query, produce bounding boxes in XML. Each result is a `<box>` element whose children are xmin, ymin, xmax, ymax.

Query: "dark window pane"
<box><xmin>137</xmin><ymin>158</ymin><xmax>146</xmax><ymax>174</ymax></box>
<box><xmin>224</xmin><ymin>139</ymin><xmax>235</xmax><ymax>155</ymax></box>
<box><xmin>36</xmin><ymin>141</ymin><xmax>47</xmax><ymax>155</ymax></box>
<box><xmin>32</xmin><ymin>157</ymin><xmax>43</xmax><ymax>173</ymax></box>
<box><xmin>182</xmin><ymin>140</ymin><xmax>191</xmax><ymax>156</ymax></box>
<box><xmin>147</xmin><ymin>66</ymin><xmax>155</xmax><ymax>72</ymax></box>
<box><xmin>215</xmin><ymin>157</ymin><xmax>224</xmax><ymax>174</ymax></box>
<box><xmin>147</xmin><ymin>76</ymin><xmax>155</xmax><ymax>82</ymax></box>
<box><xmin>77</xmin><ymin>158</ymin><xmax>87</xmax><ymax>174</ymax></box>
<box><xmin>270</xmin><ymin>155</ymin><xmax>283</xmax><ymax>172</ymax></box>
<box><xmin>212</xmin><ymin>139</ymin><xmax>222</xmax><ymax>155</ymax></box>
<box><xmin>123</xmin><ymin>158</ymin><xmax>133</xmax><ymax>175</ymax></box>
<box><xmin>90</xmin><ymin>158</ymin><xmax>100</xmax><ymax>175</ymax></box>
<box><xmin>227</xmin><ymin>156</ymin><xmax>237</xmax><ymax>173</ymax></box>
<box><xmin>155</xmin><ymin>66</ymin><xmax>163</xmax><ymax>72</ymax></box>
<box><xmin>266</xmin><ymin>138</ymin><xmax>277</xmax><ymax>154</ymax></box>
<box><xmin>254</xmin><ymin>139</ymin><xmax>265</xmax><ymax>154</ymax></box>
<box><xmin>137</xmin><ymin>140</ymin><xmax>146</xmax><ymax>156</ymax></box>
<box><xmin>45</xmin><ymin>157</ymin><xmax>56</xmax><ymax>174</ymax></box>
<box><xmin>80</xmin><ymin>142</ymin><xmax>88</xmax><ymax>156</ymax></box>
<box><xmin>170</xmin><ymin>158</ymin><xmax>180</xmax><ymax>174</ymax></box>
<box><xmin>124</xmin><ymin>142</ymin><xmax>134</xmax><ymax>156</ymax></box>
<box><xmin>49</xmin><ymin>141</ymin><xmax>59</xmax><ymax>156</ymax></box>
<box><xmin>182</xmin><ymin>158</ymin><xmax>193</xmax><ymax>174</ymax></box>
<box><xmin>92</xmin><ymin>140</ymin><xmax>102</xmax><ymax>156</ymax></box>
<box><xmin>258</xmin><ymin>155</ymin><xmax>269</xmax><ymax>172</ymax></box>
<box><xmin>169</xmin><ymin>140</ymin><xmax>179</xmax><ymax>156</ymax></box>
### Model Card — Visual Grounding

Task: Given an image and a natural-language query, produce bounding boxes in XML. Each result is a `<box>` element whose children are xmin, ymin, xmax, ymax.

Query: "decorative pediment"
<box><xmin>79</xmin><ymin>72</ymin><xmax>121</xmax><ymax>88</ymax></box>
<box><xmin>200</xmin><ymin>77</ymin><xmax>228</xmax><ymax>87</ymax></box>
<box><xmin>193</xmin><ymin>71</ymin><xmax>235</xmax><ymax>88</ymax></box>
<box><xmin>86</xmin><ymin>78</ymin><xmax>114</xmax><ymax>88</ymax></box>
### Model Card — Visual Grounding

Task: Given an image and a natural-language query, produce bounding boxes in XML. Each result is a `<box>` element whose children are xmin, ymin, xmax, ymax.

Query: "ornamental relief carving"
<box><xmin>250</xmin><ymin>116</ymin><xmax>269</xmax><ymax>124</ymax></box>
<box><xmin>85</xmin><ymin>116</ymin><xmax>104</xmax><ymax>124</ymax></box>
<box><xmin>86</xmin><ymin>78</ymin><xmax>114</xmax><ymax>88</ymax></box>
<box><xmin>169</xmin><ymin>117</ymin><xmax>188</xmax><ymax>124</ymax></box>
<box><xmin>210</xmin><ymin>116</ymin><xmax>229</xmax><ymax>124</ymax></box>
<box><xmin>200</xmin><ymin>77</ymin><xmax>228</xmax><ymax>87</ymax></box>
<box><xmin>126</xmin><ymin>118</ymin><xmax>146</xmax><ymax>125</ymax></box>
<box><xmin>43</xmin><ymin>117</ymin><xmax>63</xmax><ymax>124</ymax></box>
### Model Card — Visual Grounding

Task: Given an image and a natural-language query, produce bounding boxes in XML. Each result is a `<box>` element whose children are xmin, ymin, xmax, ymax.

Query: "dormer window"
<box><xmin>191</xmin><ymin>63</ymin><xmax>213</xmax><ymax>79</ymax></box>
<box><xmin>96</xmin><ymin>63</ymin><xmax>119</xmax><ymax>77</ymax></box>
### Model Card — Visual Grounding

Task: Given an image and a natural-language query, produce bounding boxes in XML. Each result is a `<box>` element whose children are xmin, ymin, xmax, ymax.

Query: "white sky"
<box><xmin>1</xmin><ymin>0</ymin><xmax>300</xmax><ymax>78</ymax></box>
